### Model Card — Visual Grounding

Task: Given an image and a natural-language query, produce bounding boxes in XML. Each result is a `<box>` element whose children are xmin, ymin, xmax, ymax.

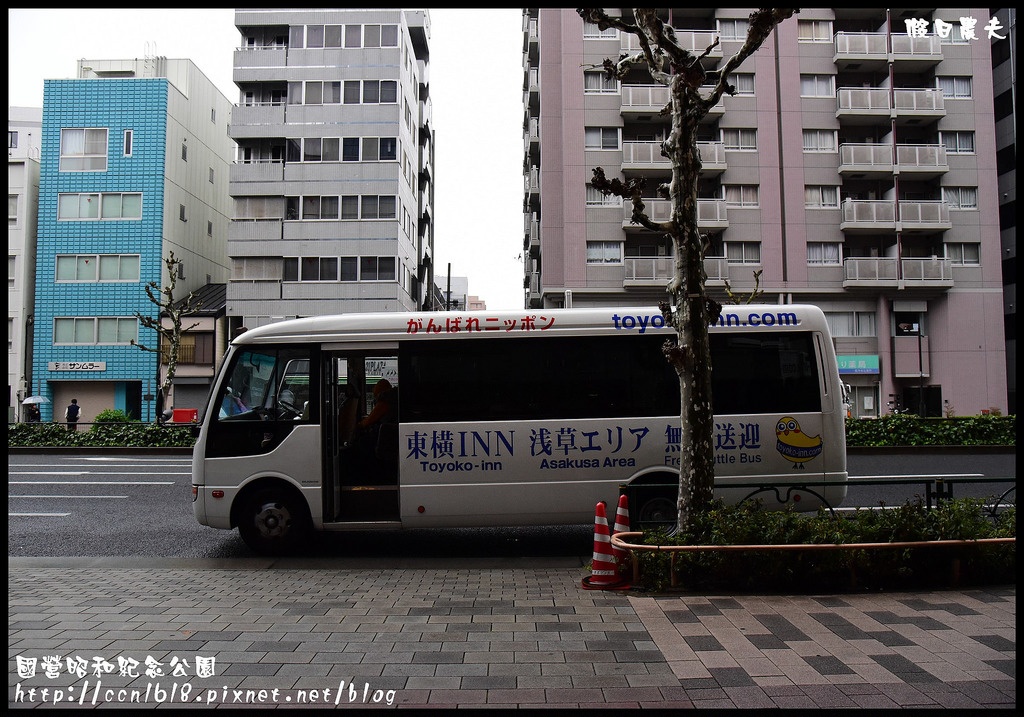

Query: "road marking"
<box><xmin>9</xmin><ymin>481</ymin><xmax>175</xmax><ymax>486</ymax></box>
<box><xmin>10</xmin><ymin>495</ymin><xmax>128</xmax><ymax>499</ymax></box>
<box><xmin>9</xmin><ymin>513</ymin><xmax>72</xmax><ymax>517</ymax></box>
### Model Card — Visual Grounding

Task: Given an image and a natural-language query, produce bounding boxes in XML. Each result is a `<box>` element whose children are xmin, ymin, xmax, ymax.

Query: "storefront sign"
<box><xmin>48</xmin><ymin>361</ymin><xmax>106</xmax><ymax>371</ymax></box>
<box><xmin>837</xmin><ymin>355</ymin><xmax>879</xmax><ymax>374</ymax></box>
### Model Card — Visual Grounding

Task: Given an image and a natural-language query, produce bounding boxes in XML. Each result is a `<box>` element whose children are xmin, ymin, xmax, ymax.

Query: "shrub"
<box><xmin>632</xmin><ymin>499</ymin><xmax>1015</xmax><ymax>592</ymax></box>
<box><xmin>8</xmin><ymin>421</ymin><xmax>196</xmax><ymax>448</ymax></box>
<box><xmin>846</xmin><ymin>414</ymin><xmax>1015</xmax><ymax>447</ymax></box>
<box><xmin>91</xmin><ymin>408</ymin><xmax>135</xmax><ymax>428</ymax></box>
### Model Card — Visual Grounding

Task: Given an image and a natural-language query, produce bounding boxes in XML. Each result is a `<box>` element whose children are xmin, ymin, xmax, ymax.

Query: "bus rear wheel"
<box><xmin>237</xmin><ymin>487</ymin><xmax>310</xmax><ymax>555</ymax></box>
<box><xmin>636</xmin><ymin>490</ymin><xmax>678</xmax><ymax>535</ymax></box>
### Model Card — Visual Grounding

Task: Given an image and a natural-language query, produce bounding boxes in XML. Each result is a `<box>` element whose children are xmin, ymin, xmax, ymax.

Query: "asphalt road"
<box><xmin>7</xmin><ymin>449</ymin><xmax>1015</xmax><ymax>559</ymax></box>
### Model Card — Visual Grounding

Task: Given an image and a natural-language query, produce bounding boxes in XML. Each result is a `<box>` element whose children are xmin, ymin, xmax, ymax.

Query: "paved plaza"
<box><xmin>8</xmin><ymin>559</ymin><xmax>1015</xmax><ymax>709</ymax></box>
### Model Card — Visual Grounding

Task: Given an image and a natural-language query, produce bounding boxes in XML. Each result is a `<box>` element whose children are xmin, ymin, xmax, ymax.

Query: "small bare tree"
<box><xmin>131</xmin><ymin>251</ymin><xmax>202</xmax><ymax>423</ymax></box>
<box><xmin>578</xmin><ymin>8</ymin><xmax>796</xmax><ymax>532</ymax></box>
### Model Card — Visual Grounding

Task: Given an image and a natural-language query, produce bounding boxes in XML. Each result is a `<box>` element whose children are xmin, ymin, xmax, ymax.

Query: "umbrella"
<box><xmin>22</xmin><ymin>396</ymin><xmax>50</xmax><ymax>404</ymax></box>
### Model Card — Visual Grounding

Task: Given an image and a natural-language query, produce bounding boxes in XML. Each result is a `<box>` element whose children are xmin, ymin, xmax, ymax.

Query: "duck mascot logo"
<box><xmin>775</xmin><ymin>417</ymin><xmax>822</xmax><ymax>469</ymax></box>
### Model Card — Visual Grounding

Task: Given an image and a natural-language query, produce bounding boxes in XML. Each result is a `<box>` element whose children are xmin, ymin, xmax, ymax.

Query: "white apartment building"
<box><xmin>228</xmin><ymin>9</ymin><xmax>435</xmax><ymax>330</ymax></box>
<box><xmin>8</xmin><ymin>106</ymin><xmax>42</xmax><ymax>421</ymax></box>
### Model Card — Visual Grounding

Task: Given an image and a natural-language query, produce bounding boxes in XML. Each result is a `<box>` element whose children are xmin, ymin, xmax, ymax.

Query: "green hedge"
<box><xmin>846</xmin><ymin>414</ymin><xmax>1015</xmax><ymax>447</ymax></box>
<box><xmin>8</xmin><ymin>421</ymin><xmax>196</xmax><ymax>448</ymax></box>
<box><xmin>631</xmin><ymin>499</ymin><xmax>1015</xmax><ymax>592</ymax></box>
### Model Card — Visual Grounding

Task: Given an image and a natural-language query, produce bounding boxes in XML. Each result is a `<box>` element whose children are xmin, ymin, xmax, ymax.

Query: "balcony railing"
<box><xmin>839</xmin><ymin>143</ymin><xmax>893</xmax><ymax>174</ymax></box>
<box><xmin>843</xmin><ymin>257</ymin><xmax>899</xmax><ymax>286</ymax></box>
<box><xmin>839</xmin><ymin>143</ymin><xmax>948</xmax><ymax>177</ymax></box>
<box><xmin>895</xmin><ymin>144</ymin><xmax>948</xmax><ymax>176</ymax></box>
<box><xmin>525</xmin><ymin>167</ymin><xmax>539</xmax><ymax>194</ymax></box>
<box><xmin>229</xmin><ymin>159</ymin><xmax>285</xmax><ymax>184</ymax></box>
<box><xmin>902</xmin><ymin>257</ymin><xmax>953</xmax><ymax>284</ymax></box>
<box><xmin>834</xmin><ymin>32</ymin><xmax>942</xmax><ymax>65</ymax></box>
<box><xmin>623</xmin><ymin>199</ymin><xmax>728</xmax><ymax>229</ymax></box>
<box><xmin>621</xmin><ymin>84</ymin><xmax>670</xmax><ymax>111</ymax></box>
<box><xmin>836</xmin><ymin>88</ymin><xmax>945</xmax><ymax>123</ymax></box>
<box><xmin>840</xmin><ymin>200</ymin><xmax>897</xmax><ymax>231</ymax></box>
<box><xmin>622</xmin><ymin>30</ymin><xmax>722</xmax><ymax>61</ymax></box>
<box><xmin>897</xmin><ymin>200</ymin><xmax>951</xmax><ymax>230</ymax></box>
<box><xmin>842</xmin><ymin>257</ymin><xmax>953</xmax><ymax>289</ymax></box>
<box><xmin>623</xmin><ymin>256</ymin><xmax>729</xmax><ymax>286</ymax></box>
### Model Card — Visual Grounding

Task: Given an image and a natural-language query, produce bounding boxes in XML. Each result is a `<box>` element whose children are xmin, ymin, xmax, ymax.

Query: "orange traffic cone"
<box><xmin>582</xmin><ymin>501</ymin><xmax>630</xmax><ymax>590</ymax></box>
<box><xmin>611</xmin><ymin>494</ymin><xmax>630</xmax><ymax>567</ymax></box>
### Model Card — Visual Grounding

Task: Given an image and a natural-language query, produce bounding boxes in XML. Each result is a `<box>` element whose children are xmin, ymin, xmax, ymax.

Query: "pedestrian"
<box><xmin>65</xmin><ymin>398</ymin><xmax>81</xmax><ymax>431</ymax></box>
<box><xmin>25</xmin><ymin>404</ymin><xmax>41</xmax><ymax>422</ymax></box>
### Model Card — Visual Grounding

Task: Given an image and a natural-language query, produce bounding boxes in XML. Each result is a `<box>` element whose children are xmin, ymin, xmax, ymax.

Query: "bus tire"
<box><xmin>236</xmin><ymin>486</ymin><xmax>311</xmax><ymax>555</ymax></box>
<box><xmin>635</xmin><ymin>489</ymin><xmax>678</xmax><ymax>535</ymax></box>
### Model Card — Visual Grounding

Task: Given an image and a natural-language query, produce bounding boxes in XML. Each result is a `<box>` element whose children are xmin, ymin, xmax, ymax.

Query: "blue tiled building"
<box><xmin>32</xmin><ymin>59</ymin><xmax>233</xmax><ymax>421</ymax></box>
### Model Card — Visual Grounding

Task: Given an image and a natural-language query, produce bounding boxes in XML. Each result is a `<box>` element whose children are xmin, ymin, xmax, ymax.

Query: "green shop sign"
<box><xmin>837</xmin><ymin>355</ymin><xmax>879</xmax><ymax>374</ymax></box>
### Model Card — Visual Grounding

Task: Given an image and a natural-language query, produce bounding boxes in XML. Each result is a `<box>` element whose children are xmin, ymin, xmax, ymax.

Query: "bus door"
<box><xmin>323</xmin><ymin>351</ymin><xmax>400</xmax><ymax>522</ymax></box>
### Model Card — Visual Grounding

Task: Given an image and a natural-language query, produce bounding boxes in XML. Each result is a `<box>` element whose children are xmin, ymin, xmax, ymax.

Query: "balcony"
<box><xmin>836</xmin><ymin>88</ymin><xmax>945</xmax><ymax>125</ymax></box>
<box><xmin>622</xmin><ymin>30</ymin><xmax>722</xmax><ymax>64</ymax></box>
<box><xmin>230</xmin><ymin>102</ymin><xmax>286</xmax><ymax>130</ymax></box>
<box><xmin>834</xmin><ymin>32</ymin><xmax>942</xmax><ymax>71</ymax></box>
<box><xmin>228</xmin><ymin>218</ymin><xmax>284</xmax><ymax>243</ymax></box>
<box><xmin>229</xmin><ymin>159</ymin><xmax>285</xmax><ymax>184</ymax></box>
<box><xmin>524</xmin><ymin>117</ymin><xmax>539</xmax><ymax>153</ymax></box>
<box><xmin>838</xmin><ymin>143</ymin><xmax>948</xmax><ymax>179</ymax></box>
<box><xmin>524</xmin><ymin>213</ymin><xmax>539</xmax><ymax>252</ymax></box>
<box><xmin>839</xmin><ymin>199</ymin><xmax>897</xmax><ymax>232</ymax></box>
<box><xmin>842</xmin><ymin>257</ymin><xmax>953</xmax><ymax>290</ymax></box>
<box><xmin>233</xmin><ymin>45</ymin><xmax>288</xmax><ymax>70</ymax></box>
<box><xmin>622</xmin><ymin>198</ymin><xmax>727</xmax><ymax>231</ymax></box>
<box><xmin>623</xmin><ymin>256</ymin><xmax>729</xmax><ymax>288</ymax></box>
<box><xmin>621</xmin><ymin>84</ymin><xmax>723</xmax><ymax>121</ymax></box>
<box><xmin>525</xmin><ymin>167</ymin><xmax>539</xmax><ymax>196</ymax></box>
<box><xmin>897</xmin><ymin>201</ymin><xmax>951</xmax><ymax>232</ymax></box>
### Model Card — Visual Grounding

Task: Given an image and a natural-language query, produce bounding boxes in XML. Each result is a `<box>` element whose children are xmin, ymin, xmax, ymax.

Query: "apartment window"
<box><xmin>7</xmin><ymin>131</ymin><xmax>16</xmax><ymax>149</ymax></box>
<box><xmin>807</xmin><ymin>242</ymin><xmax>842</xmax><ymax>265</ymax></box>
<box><xmin>9</xmin><ymin>255</ymin><xmax>15</xmax><ymax>286</ymax></box>
<box><xmin>8</xmin><ymin>194</ymin><xmax>17</xmax><ymax>225</ymax></box>
<box><xmin>234</xmin><ymin>196</ymin><xmax>284</xmax><ymax>219</ymax></box>
<box><xmin>123</xmin><ymin>129</ymin><xmax>133</xmax><ymax>157</ymax></box>
<box><xmin>181</xmin><ymin>140</ymin><xmax>188</xmax><ymax>161</ymax></box>
<box><xmin>942</xmin><ymin>186</ymin><xmax>978</xmax><ymax>209</ymax></box>
<box><xmin>940</xmin><ymin>131</ymin><xmax>975</xmax><ymax>154</ymax></box>
<box><xmin>302</xmin><ymin>138</ymin><xmax>340</xmax><ymax>162</ymax></box>
<box><xmin>361</xmin><ymin>80</ymin><xmax>398</xmax><ymax>104</ymax></box>
<box><xmin>341</xmin><ymin>24</ymin><xmax>398</xmax><ymax>47</ymax></box>
<box><xmin>283</xmin><ymin>257</ymin><xmax>339</xmax><ymax>282</ymax></box>
<box><xmin>945</xmin><ymin>242</ymin><xmax>980</xmax><ymax>265</ymax></box>
<box><xmin>586</xmin><ymin>185</ymin><xmax>619</xmax><ymax>206</ymax></box>
<box><xmin>361</xmin><ymin>195</ymin><xmax>397</xmax><ymax>219</ymax></box>
<box><xmin>301</xmin><ymin>196</ymin><xmax>340</xmax><ymax>220</ymax></box>
<box><xmin>724</xmin><ymin>184</ymin><xmax>759</xmax><ymax>207</ymax></box>
<box><xmin>583</xmin><ymin>71</ymin><xmax>617</xmax><ymax>93</ymax></box>
<box><xmin>717</xmin><ymin>18</ymin><xmax>749</xmax><ymax>41</ymax></box>
<box><xmin>826</xmin><ymin>311</ymin><xmax>876</xmax><ymax>338</ymax></box>
<box><xmin>586</xmin><ymin>241</ymin><xmax>622</xmax><ymax>264</ymax></box>
<box><xmin>800</xmin><ymin>74</ymin><xmax>834</xmax><ymax>97</ymax></box>
<box><xmin>802</xmin><ymin>129</ymin><xmax>837</xmax><ymax>153</ymax></box>
<box><xmin>55</xmin><ymin>254</ymin><xmax>140</xmax><ymax>282</ymax></box>
<box><xmin>232</xmin><ymin>256</ymin><xmax>281</xmax><ymax>280</ymax></box>
<box><xmin>732</xmin><ymin>73</ymin><xmax>755</xmax><ymax>95</ymax></box>
<box><xmin>721</xmin><ymin>128</ymin><xmax>756</xmax><ymax>151</ymax></box>
<box><xmin>54</xmin><ymin>317</ymin><xmax>137</xmax><ymax>345</ymax></box>
<box><xmin>937</xmin><ymin>21</ymin><xmax>971</xmax><ymax>44</ymax></box>
<box><xmin>726</xmin><ymin>242</ymin><xmax>761</xmax><ymax>264</ymax></box>
<box><xmin>57</xmin><ymin>192</ymin><xmax>142</xmax><ymax>220</ymax></box>
<box><xmin>937</xmin><ymin>76</ymin><xmax>972</xmax><ymax>99</ymax></box>
<box><xmin>60</xmin><ymin>128</ymin><xmax>108</xmax><ymax>171</ymax></box>
<box><xmin>797</xmin><ymin>19</ymin><xmax>832</xmax><ymax>42</ymax></box>
<box><xmin>207</xmin><ymin>220</ymin><xmax>214</xmax><ymax>237</ymax></box>
<box><xmin>361</xmin><ymin>257</ymin><xmax>397</xmax><ymax>281</ymax></box>
<box><xmin>583</xmin><ymin>21</ymin><xmax>617</xmax><ymax>39</ymax></box>
<box><xmin>804</xmin><ymin>185</ymin><xmax>839</xmax><ymax>208</ymax></box>
<box><xmin>341</xmin><ymin>196</ymin><xmax>359</xmax><ymax>219</ymax></box>
<box><xmin>342</xmin><ymin>138</ymin><xmax>360</xmax><ymax>161</ymax></box>
<box><xmin>211</xmin><ymin>108</ymin><xmax>216</xmax><ymax>123</ymax></box>
<box><xmin>306</xmin><ymin>24</ymin><xmax>325</xmax><ymax>48</ymax></box>
<box><xmin>179</xmin><ymin>204</ymin><xmax>187</xmax><ymax>222</ymax></box>
<box><xmin>585</xmin><ymin>127</ymin><xmax>619</xmax><ymax>150</ymax></box>
<box><xmin>359</xmin><ymin>137</ymin><xmax>398</xmax><ymax>162</ymax></box>
<box><xmin>340</xmin><ymin>257</ymin><xmax>358</xmax><ymax>281</ymax></box>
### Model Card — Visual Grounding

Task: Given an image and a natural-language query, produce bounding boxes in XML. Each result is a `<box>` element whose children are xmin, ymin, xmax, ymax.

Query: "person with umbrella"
<box><xmin>22</xmin><ymin>395</ymin><xmax>48</xmax><ymax>422</ymax></box>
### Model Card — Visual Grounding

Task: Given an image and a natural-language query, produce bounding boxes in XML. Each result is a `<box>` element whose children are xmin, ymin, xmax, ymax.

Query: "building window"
<box><xmin>9</xmin><ymin>255</ymin><xmax>15</xmax><ymax>286</ymax></box>
<box><xmin>717</xmin><ymin>18</ymin><xmax>749</xmax><ymax>41</ymax></box>
<box><xmin>732</xmin><ymin>73</ymin><xmax>755</xmax><ymax>95</ymax></box>
<box><xmin>54</xmin><ymin>317</ymin><xmax>138</xmax><ymax>345</ymax></box>
<box><xmin>301</xmin><ymin>196</ymin><xmax>340</xmax><ymax>220</ymax></box>
<box><xmin>940</xmin><ymin>131</ymin><xmax>975</xmax><ymax>154</ymax></box>
<box><xmin>797</xmin><ymin>19</ymin><xmax>832</xmax><ymax>42</ymax></box>
<box><xmin>60</xmin><ymin>128</ymin><xmax>108</xmax><ymax>172</ymax></box>
<box><xmin>937</xmin><ymin>21</ymin><xmax>971</xmax><ymax>44</ymax></box>
<box><xmin>804</xmin><ymin>185</ymin><xmax>839</xmax><ymax>208</ymax></box>
<box><xmin>209</xmin><ymin>167</ymin><xmax>215</xmax><ymax>183</ymax></box>
<box><xmin>123</xmin><ymin>129</ymin><xmax>133</xmax><ymax>156</ymax></box>
<box><xmin>937</xmin><ymin>76</ymin><xmax>972</xmax><ymax>99</ymax></box>
<box><xmin>7</xmin><ymin>131</ymin><xmax>17</xmax><ymax>149</ymax></box>
<box><xmin>340</xmin><ymin>257</ymin><xmax>358</xmax><ymax>281</ymax></box>
<box><xmin>583</xmin><ymin>21</ymin><xmax>617</xmax><ymax>39</ymax></box>
<box><xmin>800</xmin><ymin>74</ymin><xmax>834</xmax><ymax>97</ymax></box>
<box><xmin>179</xmin><ymin>204</ymin><xmax>187</xmax><ymax>222</ymax></box>
<box><xmin>181</xmin><ymin>140</ymin><xmax>188</xmax><ymax>161</ymax></box>
<box><xmin>724</xmin><ymin>184</ymin><xmax>759</xmax><ymax>207</ymax></box>
<box><xmin>583</xmin><ymin>71</ymin><xmax>617</xmax><ymax>93</ymax></box>
<box><xmin>232</xmin><ymin>256</ymin><xmax>281</xmax><ymax>280</ymax></box>
<box><xmin>586</xmin><ymin>241</ymin><xmax>622</xmax><ymax>264</ymax></box>
<box><xmin>803</xmin><ymin>129</ymin><xmax>836</xmax><ymax>152</ymax></box>
<box><xmin>55</xmin><ymin>254</ymin><xmax>140</xmax><ymax>282</ymax></box>
<box><xmin>826</xmin><ymin>311</ymin><xmax>875</xmax><ymax>337</ymax></box>
<box><xmin>360</xmin><ymin>257</ymin><xmax>397</xmax><ymax>281</ymax></box>
<box><xmin>807</xmin><ymin>242</ymin><xmax>842</xmax><ymax>265</ymax></box>
<box><xmin>8</xmin><ymin>194</ymin><xmax>17</xmax><ymax>226</ymax></box>
<box><xmin>207</xmin><ymin>220</ymin><xmax>214</xmax><ymax>237</ymax></box>
<box><xmin>211</xmin><ymin>108</ymin><xmax>216</xmax><ymax>123</ymax></box>
<box><xmin>360</xmin><ymin>80</ymin><xmax>397</xmax><ymax>104</ymax></box>
<box><xmin>942</xmin><ymin>186</ymin><xmax>978</xmax><ymax>209</ymax></box>
<box><xmin>283</xmin><ymin>257</ymin><xmax>339</xmax><ymax>282</ymax></box>
<box><xmin>586</xmin><ymin>185</ymin><xmax>619</xmax><ymax>206</ymax></box>
<box><xmin>945</xmin><ymin>242</ymin><xmax>980</xmax><ymax>265</ymax></box>
<box><xmin>721</xmin><ymin>128</ymin><xmax>756</xmax><ymax>151</ymax></box>
<box><xmin>585</xmin><ymin>127</ymin><xmax>619</xmax><ymax>150</ymax></box>
<box><xmin>57</xmin><ymin>192</ymin><xmax>142</xmax><ymax>220</ymax></box>
<box><xmin>726</xmin><ymin>242</ymin><xmax>761</xmax><ymax>264</ymax></box>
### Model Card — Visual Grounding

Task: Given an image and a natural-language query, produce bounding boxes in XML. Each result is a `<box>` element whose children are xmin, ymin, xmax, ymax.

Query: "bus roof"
<box><xmin>231</xmin><ymin>305</ymin><xmax>829</xmax><ymax>346</ymax></box>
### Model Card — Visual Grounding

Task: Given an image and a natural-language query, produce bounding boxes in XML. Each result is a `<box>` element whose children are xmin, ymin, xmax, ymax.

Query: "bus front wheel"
<box><xmin>636</xmin><ymin>490</ymin><xmax>678</xmax><ymax>535</ymax></box>
<box><xmin>237</xmin><ymin>487</ymin><xmax>310</xmax><ymax>555</ymax></box>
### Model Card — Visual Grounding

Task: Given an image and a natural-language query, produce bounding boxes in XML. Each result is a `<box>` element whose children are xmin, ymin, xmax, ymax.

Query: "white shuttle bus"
<box><xmin>192</xmin><ymin>305</ymin><xmax>847</xmax><ymax>553</ymax></box>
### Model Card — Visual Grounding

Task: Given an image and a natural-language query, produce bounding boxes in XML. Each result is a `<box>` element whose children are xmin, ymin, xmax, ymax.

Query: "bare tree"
<box><xmin>131</xmin><ymin>251</ymin><xmax>202</xmax><ymax>423</ymax></box>
<box><xmin>578</xmin><ymin>8</ymin><xmax>796</xmax><ymax>532</ymax></box>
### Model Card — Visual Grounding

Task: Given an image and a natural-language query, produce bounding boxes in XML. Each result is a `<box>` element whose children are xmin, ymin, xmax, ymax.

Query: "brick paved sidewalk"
<box><xmin>8</xmin><ymin>563</ymin><xmax>1015</xmax><ymax>709</ymax></box>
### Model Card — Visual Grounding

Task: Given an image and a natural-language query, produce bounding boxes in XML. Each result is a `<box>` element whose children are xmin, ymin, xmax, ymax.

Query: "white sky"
<box><xmin>7</xmin><ymin>8</ymin><xmax>526</xmax><ymax>310</ymax></box>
